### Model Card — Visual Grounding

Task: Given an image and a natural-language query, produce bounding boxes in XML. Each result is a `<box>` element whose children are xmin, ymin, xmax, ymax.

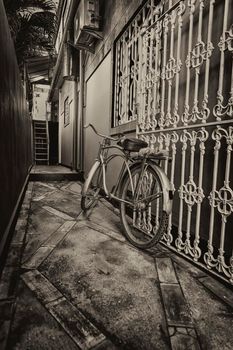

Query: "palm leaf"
<box><xmin>3</xmin><ymin>0</ymin><xmax>57</xmax><ymax>64</ymax></box>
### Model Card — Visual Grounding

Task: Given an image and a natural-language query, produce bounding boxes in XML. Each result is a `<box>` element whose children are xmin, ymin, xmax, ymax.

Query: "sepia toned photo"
<box><xmin>0</xmin><ymin>0</ymin><xmax>232</xmax><ymax>349</ymax></box>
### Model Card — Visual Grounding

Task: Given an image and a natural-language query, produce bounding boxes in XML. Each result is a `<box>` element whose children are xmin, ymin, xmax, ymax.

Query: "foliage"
<box><xmin>3</xmin><ymin>0</ymin><xmax>56</xmax><ymax>64</ymax></box>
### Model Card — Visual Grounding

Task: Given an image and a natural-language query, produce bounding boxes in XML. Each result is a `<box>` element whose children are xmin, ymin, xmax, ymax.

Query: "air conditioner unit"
<box><xmin>74</xmin><ymin>0</ymin><xmax>101</xmax><ymax>51</ymax></box>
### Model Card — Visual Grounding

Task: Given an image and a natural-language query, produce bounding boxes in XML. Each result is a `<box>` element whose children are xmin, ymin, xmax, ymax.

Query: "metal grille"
<box><xmin>136</xmin><ymin>0</ymin><xmax>233</xmax><ymax>284</ymax></box>
<box><xmin>113</xmin><ymin>0</ymin><xmax>164</xmax><ymax>127</ymax></box>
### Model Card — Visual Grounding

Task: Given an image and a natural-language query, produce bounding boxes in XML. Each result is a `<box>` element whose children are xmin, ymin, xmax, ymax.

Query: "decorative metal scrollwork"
<box><xmin>209</xmin><ymin>185</ymin><xmax>233</xmax><ymax>219</ymax></box>
<box><xmin>186</xmin><ymin>41</ymin><xmax>213</xmax><ymax>69</ymax></box>
<box><xmin>176</xmin><ymin>128</ymin><xmax>208</xmax><ymax>261</ymax></box>
<box><xmin>179</xmin><ymin>180</ymin><xmax>204</xmax><ymax>205</ymax></box>
<box><xmin>204</xmin><ymin>245</ymin><xmax>233</xmax><ymax>284</ymax></box>
<box><xmin>213</xmin><ymin>90</ymin><xmax>233</xmax><ymax>119</ymax></box>
<box><xmin>137</xmin><ymin>0</ymin><xmax>233</xmax><ymax>284</ymax></box>
<box><xmin>162</xmin><ymin>57</ymin><xmax>182</xmax><ymax>81</ymax></box>
<box><xmin>213</xmin><ymin>23</ymin><xmax>233</xmax><ymax>120</ymax></box>
<box><xmin>218</xmin><ymin>24</ymin><xmax>233</xmax><ymax>52</ymax></box>
<box><xmin>188</xmin><ymin>0</ymin><xmax>196</xmax><ymax>13</ymax></box>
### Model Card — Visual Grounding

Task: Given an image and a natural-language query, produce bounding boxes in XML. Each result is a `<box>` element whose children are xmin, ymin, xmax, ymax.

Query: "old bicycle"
<box><xmin>81</xmin><ymin>124</ymin><xmax>173</xmax><ymax>249</ymax></box>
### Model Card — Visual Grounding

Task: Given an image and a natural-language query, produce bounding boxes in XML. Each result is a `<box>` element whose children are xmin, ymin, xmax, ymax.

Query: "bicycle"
<box><xmin>81</xmin><ymin>123</ymin><xmax>173</xmax><ymax>249</ymax></box>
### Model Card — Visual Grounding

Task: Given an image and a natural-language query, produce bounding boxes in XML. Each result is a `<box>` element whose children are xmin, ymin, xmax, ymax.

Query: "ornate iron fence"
<box><xmin>113</xmin><ymin>0</ymin><xmax>165</xmax><ymax>127</ymax></box>
<box><xmin>135</xmin><ymin>0</ymin><xmax>233</xmax><ymax>283</ymax></box>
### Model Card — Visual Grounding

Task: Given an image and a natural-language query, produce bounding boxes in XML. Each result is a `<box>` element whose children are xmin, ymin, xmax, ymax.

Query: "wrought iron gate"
<box><xmin>135</xmin><ymin>0</ymin><xmax>233</xmax><ymax>283</ymax></box>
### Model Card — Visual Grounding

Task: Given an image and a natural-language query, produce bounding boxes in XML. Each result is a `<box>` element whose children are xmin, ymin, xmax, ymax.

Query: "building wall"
<box><xmin>32</xmin><ymin>84</ymin><xmax>51</xmax><ymax>121</ymax></box>
<box><xmin>51</xmin><ymin>0</ymin><xmax>233</xmax><ymax>282</ymax></box>
<box><xmin>85</xmin><ymin>0</ymin><xmax>145</xmax><ymax>81</ymax></box>
<box><xmin>83</xmin><ymin>0</ymin><xmax>142</xmax><ymax>187</ymax></box>
<box><xmin>82</xmin><ymin>0</ymin><xmax>232</xmax><ymax>255</ymax></box>
<box><xmin>0</xmin><ymin>0</ymin><xmax>32</xmax><ymax>256</ymax></box>
<box><xmin>84</xmin><ymin>53</ymin><xmax>111</xmax><ymax>172</ymax></box>
<box><xmin>84</xmin><ymin>52</ymin><xmax>134</xmax><ymax>190</ymax></box>
<box><xmin>58</xmin><ymin>79</ymin><xmax>75</xmax><ymax>167</ymax></box>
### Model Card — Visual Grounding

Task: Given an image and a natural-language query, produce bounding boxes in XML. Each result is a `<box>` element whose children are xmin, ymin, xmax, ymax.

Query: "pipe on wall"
<box><xmin>72</xmin><ymin>77</ymin><xmax>78</xmax><ymax>170</ymax></box>
<box><xmin>77</xmin><ymin>50</ymin><xmax>85</xmax><ymax>171</ymax></box>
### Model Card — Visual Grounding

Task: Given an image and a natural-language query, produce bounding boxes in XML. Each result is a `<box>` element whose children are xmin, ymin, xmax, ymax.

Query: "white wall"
<box><xmin>84</xmin><ymin>53</ymin><xmax>111</xmax><ymax>173</ymax></box>
<box><xmin>32</xmin><ymin>84</ymin><xmax>50</xmax><ymax>121</ymax></box>
<box><xmin>84</xmin><ymin>52</ymin><xmax>124</xmax><ymax>190</ymax></box>
<box><xmin>58</xmin><ymin>79</ymin><xmax>75</xmax><ymax>167</ymax></box>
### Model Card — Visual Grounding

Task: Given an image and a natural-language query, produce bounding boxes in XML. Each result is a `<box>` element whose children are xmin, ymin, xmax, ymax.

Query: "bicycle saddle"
<box><xmin>117</xmin><ymin>137</ymin><xmax>148</xmax><ymax>152</ymax></box>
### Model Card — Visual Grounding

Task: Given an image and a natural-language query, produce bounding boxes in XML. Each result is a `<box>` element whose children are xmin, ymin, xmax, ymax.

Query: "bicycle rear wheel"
<box><xmin>81</xmin><ymin>165</ymin><xmax>102</xmax><ymax>211</ymax></box>
<box><xmin>119</xmin><ymin>164</ymin><xmax>168</xmax><ymax>249</ymax></box>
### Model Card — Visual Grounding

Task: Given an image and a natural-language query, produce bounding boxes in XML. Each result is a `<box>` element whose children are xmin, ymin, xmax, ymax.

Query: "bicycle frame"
<box><xmin>82</xmin><ymin>124</ymin><xmax>173</xmax><ymax>215</ymax></box>
<box><xmin>83</xmin><ymin>142</ymin><xmax>136</xmax><ymax>206</ymax></box>
<box><xmin>83</xmin><ymin>141</ymin><xmax>171</xmax><ymax>211</ymax></box>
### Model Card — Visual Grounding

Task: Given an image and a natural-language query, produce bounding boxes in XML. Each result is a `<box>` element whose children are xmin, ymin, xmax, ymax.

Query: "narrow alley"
<box><xmin>1</xmin><ymin>0</ymin><xmax>233</xmax><ymax>349</ymax></box>
<box><xmin>1</xmin><ymin>169</ymin><xmax>233</xmax><ymax>349</ymax></box>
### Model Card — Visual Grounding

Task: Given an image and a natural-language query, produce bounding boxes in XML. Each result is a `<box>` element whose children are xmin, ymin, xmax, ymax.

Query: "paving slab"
<box><xmin>31</xmin><ymin>165</ymin><xmax>78</xmax><ymax>174</ymax></box>
<box><xmin>8</xmin><ymin>281</ymin><xmax>78</xmax><ymax>350</ymax></box>
<box><xmin>63</xmin><ymin>182</ymin><xmax>82</xmax><ymax>195</ymax></box>
<box><xmin>155</xmin><ymin>257</ymin><xmax>200</xmax><ymax>348</ymax></box>
<box><xmin>30</xmin><ymin>166</ymin><xmax>81</xmax><ymax>181</ymax></box>
<box><xmin>22</xmin><ymin>271</ymin><xmax>107</xmax><ymax>349</ymax></box>
<box><xmin>22</xmin><ymin>205</ymin><xmax>65</xmax><ymax>262</ymax></box>
<box><xmin>12</xmin><ymin>219</ymin><xmax>27</xmax><ymax>245</ymax></box>
<box><xmin>31</xmin><ymin>182</ymin><xmax>57</xmax><ymax>199</ymax></box>
<box><xmin>47</xmin><ymin>298</ymin><xmax>106</xmax><ymax>350</ymax></box>
<box><xmin>32</xmin><ymin>191</ymin><xmax>56</xmax><ymax>202</ymax></box>
<box><xmin>1</xmin><ymin>179</ymin><xmax>233</xmax><ymax>350</ymax></box>
<box><xmin>83</xmin><ymin>221</ymin><xmax>126</xmax><ymax>243</ymax></box>
<box><xmin>44</xmin><ymin>220</ymin><xmax>76</xmax><ymax>247</ymax></box>
<box><xmin>156</xmin><ymin>257</ymin><xmax>178</xmax><ymax>284</ymax></box>
<box><xmin>0</xmin><ymin>267</ymin><xmax>18</xmax><ymax>299</ymax></box>
<box><xmin>42</xmin><ymin>206</ymin><xmax>75</xmax><ymax>220</ymax></box>
<box><xmin>22</xmin><ymin>246</ymin><xmax>56</xmax><ymax>269</ymax></box>
<box><xmin>39</xmin><ymin>223</ymin><xmax>168</xmax><ymax>349</ymax></box>
<box><xmin>40</xmin><ymin>190</ymin><xmax>82</xmax><ymax>218</ymax></box>
<box><xmin>22</xmin><ymin>221</ymin><xmax>76</xmax><ymax>269</ymax></box>
<box><xmin>169</xmin><ymin>252</ymin><xmax>207</xmax><ymax>279</ymax></box>
<box><xmin>174</xmin><ymin>263</ymin><xmax>233</xmax><ymax>349</ymax></box>
<box><xmin>168</xmin><ymin>326</ymin><xmax>200</xmax><ymax>350</ymax></box>
<box><xmin>34</xmin><ymin>182</ymin><xmax>58</xmax><ymax>190</ymax></box>
<box><xmin>198</xmin><ymin>275</ymin><xmax>233</xmax><ymax>309</ymax></box>
<box><xmin>78</xmin><ymin>201</ymin><xmax>123</xmax><ymax>234</ymax></box>
<box><xmin>22</xmin><ymin>270</ymin><xmax>62</xmax><ymax>304</ymax></box>
<box><xmin>160</xmin><ymin>284</ymin><xmax>193</xmax><ymax>327</ymax></box>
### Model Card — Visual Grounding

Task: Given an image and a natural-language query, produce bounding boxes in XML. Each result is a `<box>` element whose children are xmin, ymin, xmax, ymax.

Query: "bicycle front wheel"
<box><xmin>119</xmin><ymin>164</ymin><xmax>168</xmax><ymax>249</ymax></box>
<box><xmin>81</xmin><ymin>164</ymin><xmax>102</xmax><ymax>212</ymax></box>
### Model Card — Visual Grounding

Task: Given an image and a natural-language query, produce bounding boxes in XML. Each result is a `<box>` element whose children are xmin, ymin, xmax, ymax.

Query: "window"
<box><xmin>64</xmin><ymin>97</ymin><xmax>70</xmax><ymax>126</ymax></box>
<box><xmin>113</xmin><ymin>21</ymin><xmax>140</xmax><ymax>127</ymax></box>
<box><xmin>113</xmin><ymin>0</ymin><xmax>163</xmax><ymax>128</ymax></box>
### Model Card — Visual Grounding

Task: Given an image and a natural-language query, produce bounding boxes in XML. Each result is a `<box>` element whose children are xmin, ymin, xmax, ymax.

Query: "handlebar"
<box><xmin>84</xmin><ymin>123</ymin><xmax>119</xmax><ymax>141</ymax></box>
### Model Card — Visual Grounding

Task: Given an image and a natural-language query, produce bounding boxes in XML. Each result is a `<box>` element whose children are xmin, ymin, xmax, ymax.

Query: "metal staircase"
<box><xmin>33</xmin><ymin>121</ymin><xmax>49</xmax><ymax>164</ymax></box>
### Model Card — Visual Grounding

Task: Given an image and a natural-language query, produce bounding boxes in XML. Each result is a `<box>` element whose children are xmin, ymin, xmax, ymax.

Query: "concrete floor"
<box><xmin>0</xmin><ymin>180</ymin><xmax>233</xmax><ymax>349</ymax></box>
<box><xmin>31</xmin><ymin>165</ymin><xmax>78</xmax><ymax>174</ymax></box>
<box><xmin>30</xmin><ymin>165</ymin><xmax>81</xmax><ymax>182</ymax></box>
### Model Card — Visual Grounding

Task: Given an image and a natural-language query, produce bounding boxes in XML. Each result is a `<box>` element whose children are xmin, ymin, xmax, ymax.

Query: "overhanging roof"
<box><xmin>25</xmin><ymin>56</ymin><xmax>56</xmax><ymax>84</ymax></box>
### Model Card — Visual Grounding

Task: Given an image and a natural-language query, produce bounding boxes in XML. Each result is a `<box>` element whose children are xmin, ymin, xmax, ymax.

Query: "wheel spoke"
<box><xmin>120</xmin><ymin>164</ymin><xmax>166</xmax><ymax>249</ymax></box>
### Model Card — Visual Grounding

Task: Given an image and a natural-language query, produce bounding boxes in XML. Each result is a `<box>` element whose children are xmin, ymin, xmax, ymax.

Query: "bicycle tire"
<box><xmin>119</xmin><ymin>164</ymin><xmax>168</xmax><ymax>249</ymax></box>
<box><xmin>81</xmin><ymin>165</ymin><xmax>102</xmax><ymax>211</ymax></box>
